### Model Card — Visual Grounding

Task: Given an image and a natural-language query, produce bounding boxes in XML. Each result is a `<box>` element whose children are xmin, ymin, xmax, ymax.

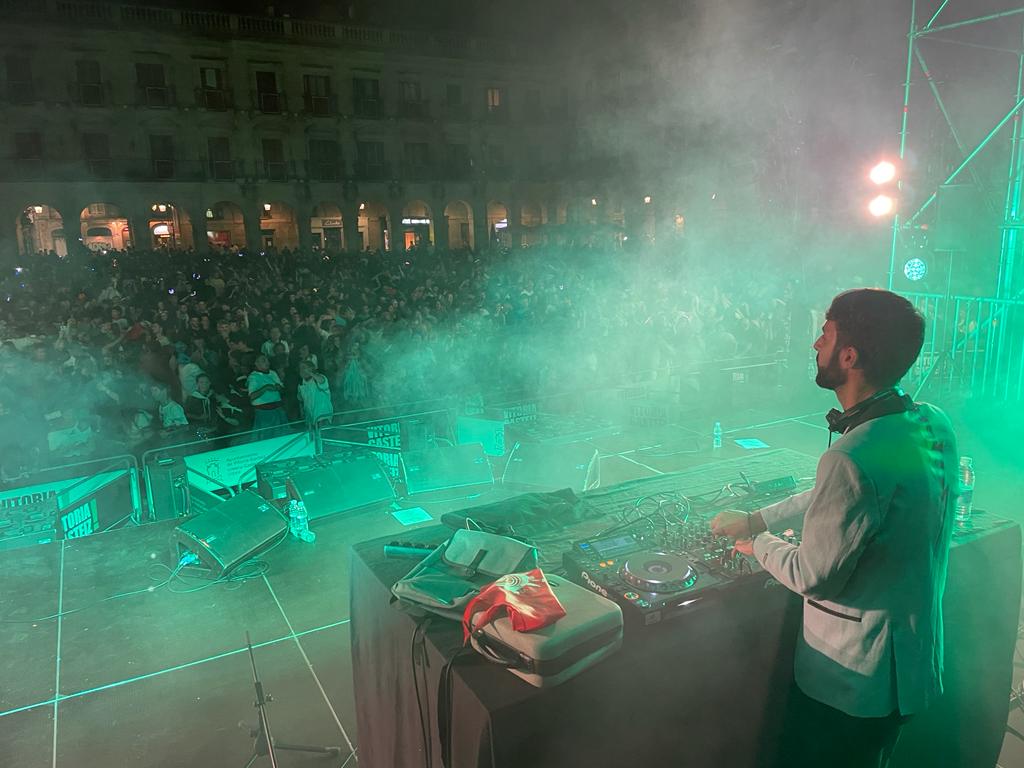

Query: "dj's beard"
<box><xmin>815</xmin><ymin>346</ymin><xmax>847</xmax><ymax>391</ymax></box>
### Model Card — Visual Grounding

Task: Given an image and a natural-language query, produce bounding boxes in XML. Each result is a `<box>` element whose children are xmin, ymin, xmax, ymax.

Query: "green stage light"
<box><xmin>904</xmin><ymin>257</ymin><xmax>927</xmax><ymax>281</ymax></box>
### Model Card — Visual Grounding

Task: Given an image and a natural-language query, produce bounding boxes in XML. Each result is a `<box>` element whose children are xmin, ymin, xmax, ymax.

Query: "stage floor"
<box><xmin>1</xmin><ymin>387</ymin><xmax>1021</xmax><ymax>768</ymax></box>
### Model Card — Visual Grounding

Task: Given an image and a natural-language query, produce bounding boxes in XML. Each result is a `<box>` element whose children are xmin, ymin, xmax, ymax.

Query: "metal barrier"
<box><xmin>0</xmin><ymin>452</ymin><xmax>141</xmax><ymax>545</ymax></box>
<box><xmin>903</xmin><ymin>292</ymin><xmax>1024</xmax><ymax>400</ymax></box>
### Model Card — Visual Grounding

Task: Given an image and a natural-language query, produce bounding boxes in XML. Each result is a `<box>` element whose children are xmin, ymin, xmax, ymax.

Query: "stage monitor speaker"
<box><xmin>290</xmin><ymin>454</ymin><xmax>396</xmax><ymax>522</ymax></box>
<box><xmin>457</xmin><ymin>415</ymin><xmax>507</xmax><ymax>456</ymax></box>
<box><xmin>171</xmin><ymin>490</ymin><xmax>286</xmax><ymax>578</ymax></box>
<box><xmin>501</xmin><ymin>441</ymin><xmax>601</xmax><ymax>492</ymax></box>
<box><xmin>402</xmin><ymin>443</ymin><xmax>493</xmax><ymax>495</ymax></box>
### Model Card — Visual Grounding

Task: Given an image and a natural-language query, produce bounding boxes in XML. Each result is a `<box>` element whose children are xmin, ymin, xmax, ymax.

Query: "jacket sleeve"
<box><xmin>751</xmin><ymin>450</ymin><xmax>882</xmax><ymax>600</ymax></box>
<box><xmin>759</xmin><ymin>488</ymin><xmax>813</xmax><ymax>532</ymax></box>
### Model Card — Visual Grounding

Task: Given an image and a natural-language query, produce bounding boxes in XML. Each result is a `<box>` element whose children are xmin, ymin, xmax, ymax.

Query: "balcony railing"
<box><xmin>253</xmin><ymin>90</ymin><xmax>286</xmax><ymax>114</ymax></box>
<box><xmin>354</xmin><ymin>161</ymin><xmax>390</xmax><ymax>181</ymax></box>
<box><xmin>137</xmin><ymin>84</ymin><xmax>173</xmax><ymax>108</ymax></box>
<box><xmin>208</xmin><ymin>158</ymin><xmax>241</xmax><ymax>181</ymax></box>
<box><xmin>398</xmin><ymin>99</ymin><xmax>430</xmax><ymax>119</ymax></box>
<box><xmin>69</xmin><ymin>81</ymin><xmax>106</xmax><ymax>107</ymax></box>
<box><xmin>303</xmin><ymin>93</ymin><xmax>336</xmax><ymax>116</ymax></box>
<box><xmin>441</xmin><ymin>102</ymin><xmax>470</xmax><ymax>121</ymax></box>
<box><xmin>400</xmin><ymin>162</ymin><xmax>434</xmax><ymax>182</ymax></box>
<box><xmin>6</xmin><ymin>81</ymin><xmax>36</xmax><ymax>104</ymax></box>
<box><xmin>259</xmin><ymin>159</ymin><xmax>292</xmax><ymax>181</ymax></box>
<box><xmin>195</xmin><ymin>87</ymin><xmax>232</xmax><ymax>110</ymax></box>
<box><xmin>86</xmin><ymin>158</ymin><xmax>113</xmax><ymax>178</ymax></box>
<box><xmin>354</xmin><ymin>98</ymin><xmax>381</xmax><ymax>119</ymax></box>
<box><xmin>306</xmin><ymin>160</ymin><xmax>342</xmax><ymax>182</ymax></box>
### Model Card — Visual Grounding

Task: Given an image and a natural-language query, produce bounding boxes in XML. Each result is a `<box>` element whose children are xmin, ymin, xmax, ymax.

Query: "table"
<box><xmin>350</xmin><ymin>512</ymin><xmax>1020</xmax><ymax>768</ymax></box>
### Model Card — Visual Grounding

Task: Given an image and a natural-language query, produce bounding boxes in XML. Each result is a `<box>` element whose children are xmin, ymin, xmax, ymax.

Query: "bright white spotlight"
<box><xmin>870</xmin><ymin>161</ymin><xmax>897</xmax><ymax>185</ymax></box>
<box><xmin>869</xmin><ymin>194</ymin><xmax>895</xmax><ymax>217</ymax></box>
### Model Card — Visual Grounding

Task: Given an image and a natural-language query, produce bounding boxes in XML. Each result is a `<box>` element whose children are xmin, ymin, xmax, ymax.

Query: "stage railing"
<box><xmin>902</xmin><ymin>292</ymin><xmax>1024</xmax><ymax>400</ymax></box>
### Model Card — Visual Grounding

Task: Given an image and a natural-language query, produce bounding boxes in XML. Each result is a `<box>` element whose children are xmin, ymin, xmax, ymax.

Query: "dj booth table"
<box><xmin>351</xmin><ymin>490</ymin><xmax>1020</xmax><ymax>768</ymax></box>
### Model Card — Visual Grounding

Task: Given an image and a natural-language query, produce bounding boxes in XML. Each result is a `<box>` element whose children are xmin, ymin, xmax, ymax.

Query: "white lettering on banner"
<box><xmin>502</xmin><ymin>403</ymin><xmax>538</xmax><ymax>424</ymax></box>
<box><xmin>367</xmin><ymin>422</ymin><xmax>402</xmax><ymax>479</ymax></box>
<box><xmin>0</xmin><ymin>470</ymin><xmax>126</xmax><ymax>511</ymax></box>
<box><xmin>183</xmin><ymin>433</ymin><xmax>315</xmax><ymax>494</ymax></box>
<box><xmin>61</xmin><ymin>500</ymin><xmax>98</xmax><ymax>539</ymax></box>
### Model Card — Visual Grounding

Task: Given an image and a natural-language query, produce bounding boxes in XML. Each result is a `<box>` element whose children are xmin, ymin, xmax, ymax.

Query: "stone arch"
<box><xmin>80</xmin><ymin>203</ymin><xmax>130</xmax><ymax>250</ymax></box>
<box><xmin>444</xmin><ymin>200</ymin><xmax>474</xmax><ymax>250</ymax></box>
<box><xmin>401</xmin><ymin>199</ymin><xmax>434</xmax><ymax>249</ymax></box>
<box><xmin>258</xmin><ymin>201</ymin><xmax>299</xmax><ymax>250</ymax></box>
<box><xmin>311</xmin><ymin>202</ymin><xmax>345</xmax><ymax>251</ymax></box>
<box><xmin>146</xmin><ymin>201</ymin><xmax>193</xmax><ymax>249</ymax></box>
<box><xmin>16</xmin><ymin>204</ymin><xmax>66</xmax><ymax>256</ymax></box>
<box><xmin>520</xmin><ymin>201</ymin><xmax>546</xmax><ymax>247</ymax></box>
<box><xmin>487</xmin><ymin>201</ymin><xmax>509</xmax><ymax>247</ymax></box>
<box><xmin>205</xmin><ymin>201</ymin><xmax>246</xmax><ymax>250</ymax></box>
<box><xmin>357</xmin><ymin>201</ymin><xmax>391</xmax><ymax>251</ymax></box>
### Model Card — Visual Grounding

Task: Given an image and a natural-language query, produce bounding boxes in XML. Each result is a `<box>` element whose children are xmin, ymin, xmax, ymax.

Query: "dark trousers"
<box><xmin>776</xmin><ymin>686</ymin><xmax>911</xmax><ymax>768</ymax></box>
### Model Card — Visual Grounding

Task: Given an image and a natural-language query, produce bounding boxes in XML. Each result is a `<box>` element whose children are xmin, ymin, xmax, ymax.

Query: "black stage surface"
<box><xmin>2</xmin><ymin>393</ymin><xmax>1023</xmax><ymax>768</ymax></box>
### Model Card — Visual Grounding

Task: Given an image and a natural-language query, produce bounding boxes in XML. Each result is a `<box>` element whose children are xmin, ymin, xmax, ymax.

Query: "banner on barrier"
<box><xmin>183</xmin><ymin>433</ymin><xmax>315</xmax><ymax>494</ymax></box>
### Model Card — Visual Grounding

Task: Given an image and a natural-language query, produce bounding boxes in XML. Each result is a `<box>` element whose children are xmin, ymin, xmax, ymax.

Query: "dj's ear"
<box><xmin>839</xmin><ymin>344</ymin><xmax>860</xmax><ymax>370</ymax></box>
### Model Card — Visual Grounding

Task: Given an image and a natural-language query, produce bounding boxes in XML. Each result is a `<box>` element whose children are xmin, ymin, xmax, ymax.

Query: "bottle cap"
<box><xmin>959</xmin><ymin>456</ymin><xmax>972</xmax><ymax>465</ymax></box>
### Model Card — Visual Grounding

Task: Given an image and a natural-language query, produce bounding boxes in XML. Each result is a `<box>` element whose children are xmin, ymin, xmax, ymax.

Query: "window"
<box><xmin>401</xmin><ymin>81</ymin><xmax>421</xmax><ymax>103</ymax></box>
<box><xmin>136</xmin><ymin>62</ymin><xmax>169</xmax><ymax>107</ymax></box>
<box><xmin>75</xmin><ymin>60</ymin><xmax>103</xmax><ymax>106</ymax></box>
<box><xmin>486</xmin><ymin>87</ymin><xmax>502</xmax><ymax>110</ymax></box>
<box><xmin>353</xmin><ymin>77</ymin><xmax>380</xmax><ymax>118</ymax></box>
<box><xmin>5</xmin><ymin>55</ymin><xmax>33</xmax><ymax>103</ymax></box>
<box><xmin>208</xmin><ymin>137</ymin><xmax>233</xmax><ymax>180</ymax></box>
<box><xmin>356</xmin><ymin>140</ymin><xmax>386</xmax><ymax>178</ymax></box>
<box><xmin>308</xmin><ymin>138</ymin><xmax>341</xmax><ymax>181</ymax></box>
<box><xmin>14</xmin><ymin>132</ymin><xmax>42</xmax><ymax>160</ymax></box>
<box><xmin>303</xmin><ymin>74</ymin><xmax>332</xmax><ymax>115</ymax></box>
<box><xmin>255</xmin><ymin>71</ymin><xmax>281</xmax><ymax>113</ymax></box>
<box><xmin>444</xmin><ymin>143</ymin><xmax>471</xmax><ymax>179</ymax></box>
<box><xmin>150</xmin><ymin>134</ymin><xmax>174</xmax><ymax>179</ymax></box>
<box><xmin>82</xmin><ymin>132</ymin><xmax>111</xmax><ymax>178</ymax></box>
<box><xmin>262</xmin><ymin>138</ymin><xmax>286</xmax><ymax>180</ymax></box>
<box><xmin>403</xmin><ymin>142</ymin><xmax>430</xmax><ymax>178</ymax></box>
<box><xmin>198</xmin><ymin>66</ymin><xmax>228</xmax><ymax>109</ymax></box>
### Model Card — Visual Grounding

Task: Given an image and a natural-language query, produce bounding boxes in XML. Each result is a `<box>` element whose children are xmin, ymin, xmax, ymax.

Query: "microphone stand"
<box><xmin>241</xmin><ymin>631</ymin><xmax>342</xmax><ymax>767</ymax></box>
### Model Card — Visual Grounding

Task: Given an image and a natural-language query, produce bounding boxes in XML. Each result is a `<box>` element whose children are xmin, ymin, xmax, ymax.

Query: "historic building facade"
<box><xmin>0</xmin><ymin>0</ymin><xmax>619</xmax><ymax>257</ymax></box>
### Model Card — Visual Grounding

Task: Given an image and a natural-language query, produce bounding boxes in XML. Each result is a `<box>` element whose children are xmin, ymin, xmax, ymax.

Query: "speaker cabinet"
<box><xmin>501</xmin><ymin>441</ymin><xmax>601</xmax><ymax>492</ymax></box>
<box><xmin>171</xmin><ymin>491</ymin><xmax>286</xmax><ymax>578</ymax></box>
<box><xmin>401</xmin><ymin>443</ymin><xmax>494</xmax><ymax>495</ymax></box>
<box><xmin>289</xmin><ymin>454</ymin><xmax>396</xmax><ymax>521</ymax></box>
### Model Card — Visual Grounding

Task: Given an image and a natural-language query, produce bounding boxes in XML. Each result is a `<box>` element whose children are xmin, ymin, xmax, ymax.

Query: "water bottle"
<box><xmin>712</xmin><ymin>421</ymin><xmax>723</xmax><ymax>451</ymax></box>
<box><xmin>956</xmin><ymin>456</ymin><xmax>974</xmax><ymax>526</ymax></box>
<box><xmin>295</xmin><ymin>499</ymin><xmax>316</xmax><ymax>543</ymax></box>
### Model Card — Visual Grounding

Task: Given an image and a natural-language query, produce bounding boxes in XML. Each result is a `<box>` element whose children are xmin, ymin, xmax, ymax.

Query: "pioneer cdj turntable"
<box><xmin>562</xmin><ymin>516</ymin><xmax>798</xmax><ymax>627</ymax></box>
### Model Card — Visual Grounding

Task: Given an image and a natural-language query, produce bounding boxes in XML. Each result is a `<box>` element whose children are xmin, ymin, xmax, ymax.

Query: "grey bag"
<box><xmin>391</xmin><ymin>528</ymin><xmax>538</xmax><ymax>620</ymax></box>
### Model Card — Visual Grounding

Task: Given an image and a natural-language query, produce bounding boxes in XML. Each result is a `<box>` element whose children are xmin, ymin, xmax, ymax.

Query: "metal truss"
<box><xmin>888</xmin><ymin>1</ymin><xmax>1024</xmax><ymax>300</ymax></box>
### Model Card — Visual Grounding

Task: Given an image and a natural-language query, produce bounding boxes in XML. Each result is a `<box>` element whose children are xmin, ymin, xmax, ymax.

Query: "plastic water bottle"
<box><xmin>288</xmin><ymin>499</ymin><xmax>316</xmax><ymax>543</ymax></box>
<box><xmin>956</xmin><ymin>456</ymin><xmax>974</xmax><ymax>526</ymax></box>
<box><xmin>712</xmin><ymin>421</ymin><xmax>723</xmax><ymax>451</ymax></box>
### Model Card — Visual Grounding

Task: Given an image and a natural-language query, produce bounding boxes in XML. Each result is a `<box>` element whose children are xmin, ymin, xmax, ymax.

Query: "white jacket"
<box><xmin>752</xmin><ymin>403</ymin><xmax>959</xmax><ymax>717</ymax></box>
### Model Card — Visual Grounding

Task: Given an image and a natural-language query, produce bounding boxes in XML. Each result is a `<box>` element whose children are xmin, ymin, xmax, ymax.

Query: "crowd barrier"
<box><xmin>0</xmin><ymin>352</ymin><xmax>788</xmax><ymax>546</ymax></box>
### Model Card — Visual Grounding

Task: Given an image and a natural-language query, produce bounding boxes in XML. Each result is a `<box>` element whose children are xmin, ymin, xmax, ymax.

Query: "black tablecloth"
<box><xmin>350</xmin><ymin>516</ymin><xmax>1021</xmax><ymax>768</ymax></box>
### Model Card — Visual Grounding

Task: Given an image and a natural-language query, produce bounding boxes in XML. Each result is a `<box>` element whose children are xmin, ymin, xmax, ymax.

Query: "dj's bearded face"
<box><xmin>813</xmin><ymin>319</ymin><xmax>847</xmax><ymax>390</ymax></box>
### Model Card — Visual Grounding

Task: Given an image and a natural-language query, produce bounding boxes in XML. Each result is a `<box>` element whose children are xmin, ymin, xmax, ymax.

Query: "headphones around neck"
<box><xmin>825</xmin><ymin>387</ymin><xmax>915</xmax><ymax>436</ymax></box>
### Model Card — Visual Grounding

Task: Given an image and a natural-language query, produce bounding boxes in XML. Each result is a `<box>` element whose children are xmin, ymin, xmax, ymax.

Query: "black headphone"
<box><xmin>826</xmin><ymin>387</ymin><xmax>915</xmax><ymax>436</ymax></box>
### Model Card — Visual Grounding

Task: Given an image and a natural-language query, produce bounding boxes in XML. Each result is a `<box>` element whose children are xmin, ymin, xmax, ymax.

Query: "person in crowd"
<box><xmin>297</xmin><ymin>360</ymin><xmax>333</xmax><ymax>429</ymax></box>
<box><xmin>247</xmin><ymin>354</ymin><xmax>287</xmax><ymax>435</ymax></box>
<box><xmin>151</xmin><ymin>383</ymin><xmax>190</xmax><ymax>436</ymax></box>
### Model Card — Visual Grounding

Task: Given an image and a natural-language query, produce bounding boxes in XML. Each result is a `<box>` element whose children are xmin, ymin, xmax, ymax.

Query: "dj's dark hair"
<box><xmin>826</xmin><ymin>288</ymin><xmax>925</xmax><ymax>387</ymax></box>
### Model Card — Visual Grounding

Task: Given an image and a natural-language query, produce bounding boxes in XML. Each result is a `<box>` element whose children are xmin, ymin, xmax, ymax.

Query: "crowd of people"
<box><xmin>0</xmin><ymin>239</ymin><xmax>834</xmax><ymax>480</ymax></box>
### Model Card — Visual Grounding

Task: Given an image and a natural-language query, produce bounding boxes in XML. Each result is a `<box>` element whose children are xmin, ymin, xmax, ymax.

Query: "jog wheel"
<box><xmin>620</xmin><ymin>551</ymin><xmax>698</xmax><ymax>593</ymax></box>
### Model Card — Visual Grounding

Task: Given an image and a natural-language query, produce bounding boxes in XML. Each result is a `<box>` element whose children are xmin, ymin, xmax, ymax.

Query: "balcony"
<box><xmin>152</xmin><ymin>158</ymin><xmax>175</xmax><ymax>179</ymax></box>
<box><xmin>86</xmin><ymin>158</ymin><xmax>113</xmax><ymax>179</ymax></box>
<box><xmin>6</xmin><ymin>81</ymin><xmax>36</xmax><ymax>104</ymax></box>
<box><xmin>354</xmin><ymin>161</ymin><xmax>390</xmax><ymax>181</ymax></box>
<box><xmin>69</xmin><ymin>81</ymin><xmax>106</xmax><ymax>107</ymax></box>
<box><xmin>442</xmin><ymin>161</ymin><xmax>474</xmax><ymax>181</ymax></box>
<box><xmin>208</xmin><ymin>158</ymin><xmax>241</xmax><ymax>181</ymax></box>
<box><xmin>303</xmin><ymin>93</ymin><xmax>337</xmax><ymax>117</ymax></box>
<box><xmin>259</xmin><ymin>160</ymin><xmax>292</xmax><ymax>181</ymax></box>
<box><xmin>442</xmin><ymin>102</ymin><xmax>470</xmax><ymax>122</ymax></box>
<box><xmin>306</xmin><ymin>160</ymin><xmax>342</xmax><ymax>182</ymax></box>
<box><xmin>354</xmin><ymin>98</ymin><xmax>381</xmax><ymax>119</ymax></box>
<box><xmin>485</xmin><ymin>105</ymin><xmax>509</xmax><ymax>123</ymax></box>
<box><xmin>254</xmin><ymin>90</ymin><xmax>286</xmax><ymax>114</ymax></box>
<box><xmin>401</xmin><ymin>162</ymin><xmax>434</xmax><ymax>182</ymax></box>
<box><xmin>195</xmin><ymin>87</ymin><xmax>232</xmax><ymax>110</ymax></box>
<box><xmin>137</xmin><ymin>84</ymin><xmax>173</xmax><ymax>108</ymax></box>
<box><xmin>398</xmin><ymin>99</ymin><xmax>430</xmax><ymax>120</ymax></box>
<box><xmin>12</xmin><ymin>158</ymin><xmax>45</xmax><ymax>180</ymax></box>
